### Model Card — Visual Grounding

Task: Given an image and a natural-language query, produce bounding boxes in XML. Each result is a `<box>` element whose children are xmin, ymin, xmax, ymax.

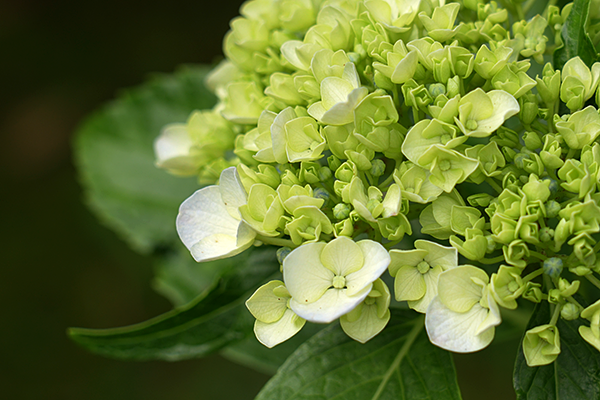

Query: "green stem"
<box><xmin>566</xmin><ymin>296</ymin><xmax>583</xmax><ymax>308</ymax></box>
<box><xmin>566</xmin><ymin>148</ymin><xmax>576</xmax><ymax>160</ymax></box>
<box><xmin>378</xmin><ymin>173</ymin><xmax>395</xmax><ymax>190</ymax></box>
<box><xmin>529</xmin><ymin>250</ymin><xmax>547</xmax><ymax>261</ymax></box>
<box><xmin>256</xmin><ymin>235</ymin><xmax>297</xmax><ymax>248</ymax></box>
<box><xmin>486</xmin><ymin>177</ymin><xmax>503</xmax><ymax>194</ymax></box>
<box><xmin>586</xmin><ymin>274</ymin><xmax>600</xmax><ymax>290</ymax></box>
<box><xmin>522</xmin><ymin>0</ymin><xmax>537</xmax><ymax>15</ymax></box>
<box><xmin>549</xmin><ymin>301</ymin><xmax>562</xmax><ymax>325</ymax></box>
<box><xmin>479</xmin><ymin>255</ymin><xmax>506</xmax><ymax>264</ymax></box>
<box><xmin>523</xmin><ymin>268</ymin><xmax>544</xmax><ymax>283</ymax></box>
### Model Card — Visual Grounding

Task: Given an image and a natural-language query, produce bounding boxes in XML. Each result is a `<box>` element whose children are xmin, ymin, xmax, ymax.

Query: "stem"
<box><xmin>256</xmin><ymin>235</ymin><xmax>297</xmax><ymax>248</ymax></box>
<box><xmin>566</xmin><ymin>148</ymin><xmax>576</xmax><ymax>160</ymax></box>
<box><xmin>522</xmin><ymin>0</ymin><xmax>537</xmax><ymax>15</ymax></box>
<box><xmin>479</xmin><ymin>255</ymin><xmax>506</xmax><ymax>264</ymax></box>
<box><xmin>523</xmin><ymin>268</ymin><xmax>544</xmax><ymax>283</ymax></box>
<box><xmin>549</xmin><ymin>301</ymin><xmax>562</xmax><ymax>325</ymax></box>
<box><xmin>586</xmin><ymin>274</ymin><xmax>600</xmax><ymax>290</ymax></box>
<box><xmin>529</xmin><ymin>251</ymin><xmax>547</xmax><ymax>261</ymax></box>
<box><xmin>566</xmin><ymin>296</ymin><xmax>583</xmax><ymax>308</ymax></box>
<box><xmin>486</xmin><ymin>177</ymin><xmax>503</xmax><ymax>194</ymax></box>
<box><xmin>378</xmin><ymin>173</ymin><xmax>395</xmax><ymax>190</ymax></box>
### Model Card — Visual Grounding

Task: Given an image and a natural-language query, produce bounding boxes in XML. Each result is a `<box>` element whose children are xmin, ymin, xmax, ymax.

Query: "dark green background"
<box><xmin>0</xmin><ymin>1</ymin><xmax>517</xmax><ymax>398</ymax></box>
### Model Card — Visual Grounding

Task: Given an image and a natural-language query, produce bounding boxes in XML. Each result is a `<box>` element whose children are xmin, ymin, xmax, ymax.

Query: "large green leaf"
<box><xmin>513</xmin><ymin>301</ymin><xmax>600</xmax><ymax>400</ymax></box>
<box><xmin>74</xmin><ymin>65</ymin><xmax>217</xmax><ymax>254</ymax></box>
<box><xmin>255</xmin><ymin>312</ymin><xmax>462</xmax><ymax>400</ymax></box>
<box><xmin>554</xmin><ymin>0</ymin><xmax>599</xmax><ymax>70</ymax></box>
<box><xmin>68</xmin><ymin>247</ymin><xmax>278</xmax><ymax>361</ymax></box>
<box><xmin>152</xmin><ymin>243</ymin><xmax>224</xmax><ymax>307</ymax></box>
<box><xmin>222</xmin><ymin>324</ymin><xmax>326</xmax><ymax>375</ymax></box>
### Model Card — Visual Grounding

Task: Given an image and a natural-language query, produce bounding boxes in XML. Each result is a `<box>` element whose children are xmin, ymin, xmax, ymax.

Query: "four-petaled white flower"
<box><xmin>283</xmin><ymin>236</ymin><xmax>390</xmax><ymax>323</ymax></box>
<box><xmin>425</xmin><ymin>265</ymin><xmax>501</xmax><ymax>352</ymax></box>
<box><xmin>176</xmin><ymin>167</ymin><xmax>256</xmax><ymax>262</ymax></box>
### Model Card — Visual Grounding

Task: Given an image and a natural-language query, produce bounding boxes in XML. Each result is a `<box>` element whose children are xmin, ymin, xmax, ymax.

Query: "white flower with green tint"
<box><xmin>365</xmin><ymin>0</ymin><xmax>421</xmax><ymax>33</ymax></box>
<box><xmin>455</xmin><ymin>88</ymin><xmax>520</xmax><ymax>138</ymax></box>
<box><xmin>177</xmin><ymin>167</ymin><xmax>256</xmax><ymax>262</ymax></box>
<box><xmin>246</xmin><ymin>280</ymin><xmax>306</xmax><ymax>348</ymax></box>
<box><xmin>308</xmin><ymin>62</ymin><xmax>369</xmax><ymax>125</ymax></box>
<box><xmin>579</xmin><ymin>300</ymin><xmax>600</xmax><ymax>352</ymax></box>
<box><xmin>560</xmin><ymin>56</ymin><xmax>600</xmax><ymax>111</ymax></box>
<box><xmin>283</xmin><ymin>236</ymin><xmax>390</xmax><ymax>323</ymax></box>
<box><xmin>389</xmin><ymin>240</ymin><xmax>458</xmax><ymax>313</ymax></box>
<box><xmin>425</xmin><ymin>265</ymin><xmax>501</xmax><ymax>352</ymax></box>
<box><xmin>271</xmin><ymin>107</ymin><xmax>327</xmax><ymax>163</ymax></box>
<box><xmin>340</xmin><ymin>279</ymin><xmax>391</xmax><ymax>343</ymax></box>
<box><xmin>154</xmin><ymin>123</ymin><xmax>201</xmax><ymax>176</ymax></box>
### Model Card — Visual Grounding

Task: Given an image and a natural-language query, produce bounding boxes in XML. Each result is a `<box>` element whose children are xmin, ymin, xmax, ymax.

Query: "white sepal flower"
<box><xmin>246</xmin><ymin>280</ymin><xmax>306</xmax><ymax>348</ymax></box>
<box><xmin>154</xmin><ymin>123</ymin><xmax>200</xmax><ymax>176</ymax></box>
<box><xmin>283</xmin><ymin>236</ymin><xmax>390</xmax><ymax>323</ymax></box>
<box><xmin>425</xmin><ymin>265</ymin><xmax>501</xmax><ymax>352</ymax></box>
<box><xmin>176</xmin><ymin>167</ymin><xmax>256</xmax><ymax>262</ymax></box>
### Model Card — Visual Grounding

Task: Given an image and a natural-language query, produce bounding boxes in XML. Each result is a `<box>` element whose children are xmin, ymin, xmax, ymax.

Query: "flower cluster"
<box><xmin>155</xmin><ymin>0</ymin><xmax>600</xmax><ymax>363</ymax></box>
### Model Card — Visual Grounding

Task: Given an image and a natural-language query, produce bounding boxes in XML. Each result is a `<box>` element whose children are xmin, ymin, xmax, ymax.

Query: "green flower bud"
<box><xmin>522</xmin><ymin>281</ymin><xmax>543</xmax><ymax>303</ymax></box>
<box><xmin>468</xmin><ymin>193</ymin><xmax>494</xmax><ymax>207</ymax></box>
<box><xmin>328</xmin><ymin>155</ymin><xmax>342</xmax><ymax>172</ymax></box>
<box><xmin>503</xmin><ymin>240</ymin><xmax>530</xmax><ymax>269</ymax></box>
<box><xmin>318</xmin><ymin>166</ymin><xmax>332</xmax><ymax>182</ymax></box>
<box><xmin>333</xmin><ymin>218</ymin><xmax>354</xmax><ymax>237</ymax></box>
<box><xmin>378</xmin><ymin>214</ymin><xmax>412</xmax><ymax>241</ymax></box>
<box><xmin>546</xmin><ymin>200</ymin><xmax>561</xmax><ymax>218</ymax></box>
<box><xmin>540</xmin><ymin>227</ymin><xmax>555</xmax><ymax>242</ymax></box>
<box><xmin>335</xmin><ymin>161</ymin><xmax>357</xmax><ymax>182</ymax></box>
<box><xmin>313</xmin><ymin>188</ymin><xmax>330</xmax><ymax>204</ymax></box>
<box><xmin>536</xmin><ymin>63</ymin><xmax>561</xmax><ymax>106</ymax></box>
<box><xmin>560</xmin><ymin>57</ymin><xmax>600</xmax><ymax>112</ymax></box>
<box><xmin>523</xmin><ymin>325</ymin><xmax>561</xmax><ymax>367</ymax></box>
<box><xmin>523</xmin><ymin>131</ymin><xmax>543</xmax><ymax>151</ymax></box>
<box><xmin>333</xmin><ymin>203</ymin><xmax>351</xmax><ymax>220</ymax></box>
<box><xmin>540</xmin><ymin>134</ymin><xmax>564</xmax><ymax>170</ymax></box>
<box><xmin>285</xmin><ymin>206</ymin><xmax>333</xmax><ymax>245</ymax></box>
<box><xmin>491</xmin><ymin>64</ymin><xmax>537</xmax><ymax>99</ymax></box>
<box><xmin>519</xmin><ymin>93</ymin><xmax>539</xmax><ymax>125</ymax></box>
<box><xmin>561</xmin><ymin>303</ymin><xmax>581</xmax><ymax>320</ymax></box>
<box><xmin>490</xmin><ymin>265</ymin><xmax>525</xmax><ymax>309</ymax></box>
<box><xmin>299</xmin><ymin>162</ymin><xmax>321</xmax><ymax>184</ymax></box>
<box><xmin>558</xmin><ymin>278</ymin><xmax>580</xmax><ymax>297</ymax></box>
<box><xmin>474</xmin><ymin>45</ymin><xmax>512</xmax><ymax>80</ymax></box>
<box><xmin>276</xmin><ymin>247</ymin><xmax>292</xmax><ymax>264</ymax></box>
<box><xmin>370</xmin><ymin>159</ymin><xmax>386</xmax><ymax>177</ymax></box>
<box><xmin>418</xmin><ymin>3</ymin><xmax>460</xmax><ymax>42</ymax></box>
<box><xmin>543</xmin><ymin>257</ymin><xmax>563</xmax><ymax>278</ymax></box>
<box><xmin>522</xmin><ymin>174</ymin><xmax>551</xmax><ymax>203</ymax></box>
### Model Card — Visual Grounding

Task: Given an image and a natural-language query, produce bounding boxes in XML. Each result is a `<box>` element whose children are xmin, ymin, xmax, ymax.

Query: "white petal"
<box><xmin>154</xmin><ymin>124</ymin><xmax>192</xmax><ymax>163</ymax></box>
<box><xmin>472</xmin><ymin>90</ymin><xmax>519</xmax><ymax>137</ymax></box>
<box><xmin>320</xmin><ymin>236</ymin><xmax>364</xmax><ymax>276</ymax></box>
<box><xmin>254</xmin><ymin>309</ymin><xmax>306</xmax><ymax>348</ymax></box>
<box><xmin>176</xmin><ymin>186</ymin><xmax>255</xmax><ymax>262</ymax></box>
<box><xmin>408</xmin><ymin>265</ymin><xmax>443</xmax><ymax>313</ymax></box>
<box><xmin>219</xmin><ymin>167</ymin><xmax>247</xmax><ymax>212</ymax></box>
<box><xmin>345</xmin><ymin>240</ymin><xmax>390</xmax><ymax>296</ymax></box>
<box><xmin>425</xmin><ymin>296</ymin><xmax>496</xmax><ymax>352</ymax></box>
<box><xmin>283</xmin><ymin>242</ymin><xmax>333</xmax><ymax>304</ymax></box>
<box><xmin>341</xmin><ymin>305</ymin><xmax>390</xmax><ymax>343</ymax></box>
<box><xmin>290</xmin><ymin>285</ymin><xmax>371</xmax><ymax>323</ymax></box>
<box><xmin>437</xmin><ymin>266</ymin><xmax>488</xmax><ymax>312</ymax></box>
<box><xmin>416</xmin><ymin>240</ymin><xmax>458</xmax><ymax>269</ymax></box>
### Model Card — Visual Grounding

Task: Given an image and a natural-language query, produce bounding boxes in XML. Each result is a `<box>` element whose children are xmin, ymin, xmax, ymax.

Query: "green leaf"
<box><xmin>74</xmin><ymin>65</ymin><xmax>217</xmax><ymax>254</ymax></box>
<box><xmin>222</xmin><ymin>324</ymin><xmax>326</xmax><ymax>375</ymax></box>
<box><xmin>152</xmin><ymin>243</ymin><xmax>224</xmax><ymax>307</ymax></box>
<box><xmin>513</xmin><ymin>301</ymin><xmax>600</xmax><ymax>400</ymax></box>
<box><xmin>69</xmin><ymin>247</ymin><xmax>279</xmax><ymax>361</ymax></box>
<box><xmin>554</xmin><ymin>0</ymin><xmax>599</xmax><ymax>70</ymax></box>
<box><xmin>255</xmin><ymin>312</ymin><xmax>462</xmax><ymax>400</ymax></box>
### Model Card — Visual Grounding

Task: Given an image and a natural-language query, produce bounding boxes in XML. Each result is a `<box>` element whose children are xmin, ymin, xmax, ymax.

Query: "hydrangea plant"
<box><xmin>71</xmin><ymin>0</ymin><xmax>600</xmax><ymax>398</ymax></box>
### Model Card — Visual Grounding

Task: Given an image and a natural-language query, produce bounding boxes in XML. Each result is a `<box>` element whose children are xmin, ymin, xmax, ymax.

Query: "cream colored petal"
<box><xmin>177</xmin><ymin>186</ymin><xmax>254</xmax><ymax>262</ymax></box>
<box><xmin>425</xmin><ymin>297</ymin><xmax>496</xmax><ymax>353</ymax></box>
<box><xmin>341</xmin><ymin>305</ymin><xmax>390</xmax><ymax>343</ymax></box>
<box><xmin>437</xmin><ymin>266</ymin><xmax>488</xmax><ymax>312</ymax></box>
<box><xmin>416</xmin><ymin>240</ymin><xmax>458</xmax><ymax>269</ymax></box>
<box><xmin>394</xmin><ymin>266</ymin><xmax>426</xmax><ymax>302</ymax></box>
<box><xmin>389</xmin><ymin>249</ymin><xmax>428</xmax><ymax>276</ymax></box>
<box><xmin>290</xmin><ymin>285</ymin><xmax>371</xmax><ymax>323</ymax></box>
<box><xmin>254</xmin><ymin>309</ymin><xmax>306</xmax><ymax>348</ymax></box>
<box><xmin>246</xmin><ymin>280</ymin><xmax>288</xmax><ymax>323</ymax></box>
<box><xmin>320</xmin><ymin>236</ymin><xmax>364</xmax><ymax>276</ymax></box>
<box><xmin>408</xmin><ymin>265</ymin><xmax>443</xmax><ymax>313</ymax></box>
<box><xmin>345</xmin><ymin>240</ymin><xmax>390</xmax><ymax>296</ymax></box>
<box><xmin>283</xmin><ymin>242</ymin><xmax>333</xmax><ymax>304</ymax></box>
<box><xmin>220</xmin><ymin>167</ymin><xmax>248</xmax><ymax>216</ymax></box>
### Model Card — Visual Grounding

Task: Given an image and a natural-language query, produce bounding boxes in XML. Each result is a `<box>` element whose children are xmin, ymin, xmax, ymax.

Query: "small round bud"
<box><xmin>514</xmin><ymin>153</ymin><xmax>530</xmax><ymax>169</ymax></box>
<box><xmin>546</xmin><ymin>200</ymin><xmax>561</xmax><ymax>218</ymax></box>
<box><xmin>485</xmin><ymin>235</ymin><xmax>496</xmax><ymax>253</ymax></box>
<box><xmin>569</xmin><ymin>265</ymin><xmax>592</xmax><ymax>276</ymax></box>
<box><xmin>561</xmin><ymin>303</ymin><xmax>580</xmax><ymax>320</ymax></box>
<box><xmin>542</xmin><ymin>178</ymin><xmax>559</xmax><ymax>194</ymax></box>
<box><xmin>313</xmin><ymin>188</ymin><xmax>330</xmax><ymax>203</ymax></box>
<box><xmin>428</xmin><ymin>83</ymin><xmax>446</xmax><ymax>98</ymax></box>
<box><xmin>333</xmin><ymin>203</ymin><xmax>351</xmax><ymax>220</ymax></box>
<box><xmin>370</xmin><ymin>159</ymin><xmax>386</xmax><ymax>177</ymax></box>
<box><xmin>276</xmin><ymin>247</ymin><xmax>291</xmax><ymax>264</ymax></box>
<box><xmin>318</xmin><ymin>166</ymin><xmax>332</xmax><ymax>181</ymax></box>
<box><xmin>540</xmin><ymin>227</ymin><xmax>555</xmax><ymax>242</ymax></box>
<box><xmin>543</xmin><ymin>257</ymin><xmax>563</xmax><ymax>278</ymax></box>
